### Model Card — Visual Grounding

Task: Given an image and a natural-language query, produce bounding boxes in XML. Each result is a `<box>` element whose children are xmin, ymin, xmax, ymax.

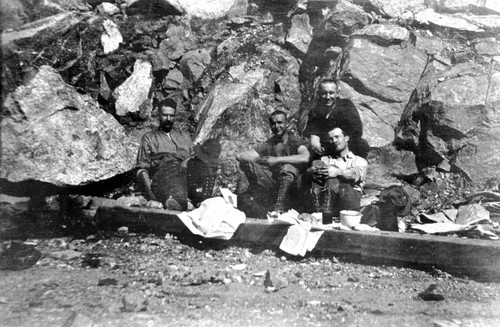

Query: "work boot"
<box><xmin>311</xmin><ymin>188</ymin><xmax>322</xmax><ymax>213</ymax></box>
<box><xmin>321</xmin><ymin>189</ymin><xmax>335</xmax><ymax>224</ymax></box>
<box><xmin>273</xmin><ymin>175</ymin><xmax>294</xmax><ymax>213</ymax></box>
<box><xmin>322</xmin><ymin>189</ymin><xmax>334</xmax><ymax>213</ymax></box>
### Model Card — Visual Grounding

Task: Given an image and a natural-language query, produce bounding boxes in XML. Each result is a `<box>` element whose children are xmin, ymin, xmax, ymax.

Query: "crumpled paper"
<box><xmin>177</xmin><ymin>196</ymin><xmax>246</xmax><ymax>240</ymax></box>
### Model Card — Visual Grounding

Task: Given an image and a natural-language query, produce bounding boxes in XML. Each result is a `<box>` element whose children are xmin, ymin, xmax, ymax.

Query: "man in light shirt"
<box><xmin>307</xmin><ymin>127</ymin><xmax>367</xmax><ymax>217</ymax></box>
<box><xmin>136</xmin><ymin>98</ymin><xmax>194</xmax><ymax>210</ymax></box>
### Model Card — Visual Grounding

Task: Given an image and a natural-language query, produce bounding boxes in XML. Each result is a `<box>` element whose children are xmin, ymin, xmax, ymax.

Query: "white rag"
<box><xmin>279</xmin><ymin>224</ymin><xmax>324</xmax><ymax>256</ymax></box>
<box><xmin>177</xmin><ymin>197</ymin><xmax>246</xmax><ymax>240</ymax></box>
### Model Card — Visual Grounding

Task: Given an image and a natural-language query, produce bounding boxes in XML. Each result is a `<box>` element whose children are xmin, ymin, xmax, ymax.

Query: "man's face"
<box><xmin>269</xmin><ymin>113</ymin><xmax>286</xmax><ymax>138</ymax></box>
<box><xmin>325</xmin><ymin>128</ymin><xmax>349</xmax><ymax>153</ymax></box>
<box><xmin>159</xmin><ymin>106</ymin><xmax>176</xmax><ymax>132</ymax></box>
<box><xmin>318</xmin><ymin>82</ymin><xmax>337</xmax><ymax>107</ymax></box>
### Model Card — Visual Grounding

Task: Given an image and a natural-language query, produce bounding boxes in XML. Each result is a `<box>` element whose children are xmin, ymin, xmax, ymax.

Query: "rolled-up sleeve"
<box><xmin>350</xmin><ymin>156</ymin><xmax>368</xmax><ymax>183</ymax></box>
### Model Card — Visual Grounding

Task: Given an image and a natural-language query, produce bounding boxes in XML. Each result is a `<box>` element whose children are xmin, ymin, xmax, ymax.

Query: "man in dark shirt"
<box><xmin>237</xmin><ymin>110</ymin><xmax>310</xmax><ymax>214</ymax></box>
<box><xmin>136</xmin><ymin>98</ymin><xmax>194</xmax><ymax>210</ymax></box>
<box><xmin>304</xmin><ymin>79</ymin><xmax>368</xmax><ymax>158</ymax></box>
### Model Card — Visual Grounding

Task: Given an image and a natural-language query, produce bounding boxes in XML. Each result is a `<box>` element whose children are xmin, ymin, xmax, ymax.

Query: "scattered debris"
<box><xmin>418</xmin><ymin>284</ymin><xmax>445</xmax><ymax>301</ymax></box>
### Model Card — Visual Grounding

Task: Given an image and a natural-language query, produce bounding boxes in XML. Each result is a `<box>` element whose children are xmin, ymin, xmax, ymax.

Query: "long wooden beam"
<box><xmin>95</xmin><ymin>204</ymin><xmax>500</xmax><ymax>282</ymax></box>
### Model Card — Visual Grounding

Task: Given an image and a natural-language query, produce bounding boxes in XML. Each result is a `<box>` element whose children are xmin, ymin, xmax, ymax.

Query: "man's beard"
<box><xmin>160</xmin><ymin>122</ymin><xmax>173</xmax><ymax>132</ymax></box>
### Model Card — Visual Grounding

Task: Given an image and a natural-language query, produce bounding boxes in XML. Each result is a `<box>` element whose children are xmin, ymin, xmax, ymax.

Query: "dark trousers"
<box><xmin>151</xmin><ymin>160</ymin><xmax>188</xmax><ymax>209</ymax></box>
<box><xmin>311</xmin><ymin>177</ymin><xmax>361</xmax><ymax>216</ymax></box>
<box><xmin>240</xmin><ymin>162</ymin><xmax>299</xmax><ymax>190</ymax></box>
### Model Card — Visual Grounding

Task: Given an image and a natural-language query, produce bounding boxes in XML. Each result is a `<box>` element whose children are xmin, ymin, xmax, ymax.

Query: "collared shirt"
<box><xmin>320</xmin><ymin>151</ymin><xmax>368</xmax><ymax>191</ymax></box>
<box><xmin>136</xmin><ymin>129</ymin><xmax>194</xmax><ymax>177</ymax></box>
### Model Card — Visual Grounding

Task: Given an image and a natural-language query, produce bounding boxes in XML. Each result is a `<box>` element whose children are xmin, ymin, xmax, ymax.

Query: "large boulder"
<box><xmin>125</xmin><ymin>0</ymin><xmax>247</xmax><ymax>19</ymax></box>
<box><xmin>1</xmin><ymin>66</ymin><xmax>137</xmax><ymax>187</ymax></box>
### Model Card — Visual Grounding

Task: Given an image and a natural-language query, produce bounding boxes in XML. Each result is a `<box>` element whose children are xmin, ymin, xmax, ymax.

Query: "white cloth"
<box><xmin>177</xmin><ymin>197</ymin><xmax>246</xmax><ymax>240</ymax></box>
<box><xmin>279</xmin><ymin>224</ymin><xmax>324</xmax><ymax>256</ymax></box>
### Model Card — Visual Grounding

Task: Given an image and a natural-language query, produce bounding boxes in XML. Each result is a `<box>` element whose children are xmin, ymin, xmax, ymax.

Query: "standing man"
<box><xmin>136</xmin><ymin>98</ymin><xmax>194</xmax><ymax>211</ymax></box>
<box><xmin>307</xmin><ymin>127</ymin><xmax>368</xmax><ymax>217</ymax></box>
<box><xmin>304</xmin><ymin>79</ymin><xmax>367</xmax><ymax>158</ymax></box>
<box><xmin>237</xmin><ymin>110</ymin><xmax>310</xmax><ymax>214</ymax></box>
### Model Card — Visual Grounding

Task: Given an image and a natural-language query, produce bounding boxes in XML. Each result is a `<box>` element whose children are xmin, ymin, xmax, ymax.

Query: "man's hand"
<box><xmin>310</xmin><ymin>135</ymin><xmax>325</xmax><ymax>155</ymax></box>
<box><xmin>326</xmin><ymin>166</ymin><xmax>342</xmax><ymax>178</ymax></box>
<box><xmin>307</xmin><ymin>166</ymin><xmax>327</xmax><ymax>183</ymax></box>
<box><xmin>180</xmin><ymin>157</ymin><xmax>191</xmax><ymax>173</ymax></box>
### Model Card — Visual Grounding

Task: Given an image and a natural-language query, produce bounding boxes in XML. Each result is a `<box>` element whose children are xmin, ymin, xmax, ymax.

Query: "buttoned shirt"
<box><xmin>136</xmin><ymin>129</ymin><xmax>194</xmax><ymax>177</ymax></box>
<box><xmin>320</xmin><ymin>151</ymin><xmax>367</xmax><ymax>192</ymax></box>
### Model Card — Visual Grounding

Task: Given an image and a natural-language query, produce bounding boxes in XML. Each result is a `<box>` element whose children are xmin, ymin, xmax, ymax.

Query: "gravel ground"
<box><xmin>1</xmin><ymin>232</ymin><xmax>499</xmax><ymax>327</ymax></box>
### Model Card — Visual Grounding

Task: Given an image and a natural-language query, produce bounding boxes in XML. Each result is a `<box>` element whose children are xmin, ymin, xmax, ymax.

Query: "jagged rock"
<box><xmin>344</xmin><ymin>37</ymin><xmax>427</xmax><ymax>103</ymax></box>
<box><xmin>0</xmin><ymin>0</ymin><xmax>90</xmax><ymax>30</ymax></box>
<box><xmin>351</xmin><ymin>0</ymin><xmax>426</xmax><ymax>18</ymax></box>
<box><xmin>315</xmin><ymin>0</ymin><xmax>369</xmax><ymax>42</ymax></box>
<box><xmin>285</xmin><ymin>13</ymin><xmax>313</xmax><ymax>55</ymax></box>
<box><xmin>179</xmin><ymin>48</ymin><xmax>212</xmax><ymax>82</ymax></box>
<box><xmin>352</xmin><ymin>23</ymin><xmax>411</xmax><ymax>45</ymax></box>
<box><xmin>226</xmin><ymin>0</ymin><xmax>249</xmax><ymax>19</ymax></box>
<box><xmin>0</xmin><ymin>241</ymin><xmax>41</xmax><ymax>270</ymax></box>
<box><xmin>456</xmin><ymin>13</ymin><xmax>500</xmax><ymax>31</ymax></box>
<box><xmin>99</xmin><ymin>72</ymin><xmax>112</xmax><ymax>100</ymax></box>
<box><xmin>414</xmin><ymin>8</ymin><xmax>485</xmax><ymax>33</ymax></box>
<box><xmin>217</xmin><ymin>36</ymin><xmax>241</xmax><ymax>57</ymax></box>
<box><xmin>152</xmin><ymin>24</ymin><xmax>194</xmax><ymax>71</ymax></box>
<box><xmin>1</xmin><ymin>11</ymin><xmax>91</xmax><ymax>46</ymax></box>
<box><xmin>435</xmin><ymin>0</ymin><xmax>500</xmax><ymax>14</ymax></box>
<box><xmin>101</xmin><ymin>19</ymin><xmax>123</xmax><ymax>54</ymax></box>
<box><xmin>427</xmin><ymin>63</ymin><xmax>500</xmax><ymax>183</ymax></box>
<box><xmin>97</xmin><ymin>2</ymin><xmax>121</xmax><ymax>15</ymax></box>
<box><xmin>125</xmin><ymin>0</ymin><xmax>244</xmax><ymax>19</ymax></box>
<box><xmin>365</xmin><ymin>147</ymin><xmax>418</xmax><ymax>185</ymax></box>
<box><xmin>193</xmin><ymin>66</ymin><xmax>268</xmax><ymax>143</ymax></box>
<box><xmin>162</xmin><ymin>69</ymin><xmax>184</xmax><ymax>89</ymax></box>
<box><xmin>112</xmin><ymin>59</ymin><xmax>153</xmax><ymax>118</ymax></box>
<box><xmin>338</xmin><ymin>82</ymin><xmax>398</xmax><ymax>147</ymax></box>
<box><xmin>475</xmin><ymin>38</ymin><xmax>500</xmax><ymax>57</ymax></box>
<box><xmin>1</xmin><ymin>66</ymin><xmax>137</xmax><ymax>186</ymax></box>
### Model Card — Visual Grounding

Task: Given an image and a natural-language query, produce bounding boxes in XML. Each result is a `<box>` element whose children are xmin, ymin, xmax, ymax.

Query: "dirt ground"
<box><xmin>1</xmin><ymin>232</ymin><xmax>499</xmax><ymax>327</ymax></box>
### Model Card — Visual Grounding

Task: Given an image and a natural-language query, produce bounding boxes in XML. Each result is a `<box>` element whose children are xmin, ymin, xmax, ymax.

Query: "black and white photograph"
<box><xmin>1</xmin><ymin>0</ymin><xmax>500</xmax><ymax>326</ymax></box>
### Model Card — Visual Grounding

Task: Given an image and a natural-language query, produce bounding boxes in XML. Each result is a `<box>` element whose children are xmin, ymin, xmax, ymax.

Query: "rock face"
<box><xmin>1</xmin><ymin>66</ymin><xmax>137</xmax><ymax>187</ymax></box>
<box><xmin>427</xmin><ymin>63</ymin><xmax>500</xmax><ymax>182</ymax></box>
<box><xmin>2</xmin><ymin>0</ymin><xmax>500</xmax><ymax>193</ymax></box>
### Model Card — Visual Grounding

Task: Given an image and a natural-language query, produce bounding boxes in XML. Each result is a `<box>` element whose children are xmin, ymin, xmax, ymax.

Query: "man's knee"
<box><xmin>279</xmin><ymin>164</ymin><xmax>298</xmax><ymax>181</ymax></box>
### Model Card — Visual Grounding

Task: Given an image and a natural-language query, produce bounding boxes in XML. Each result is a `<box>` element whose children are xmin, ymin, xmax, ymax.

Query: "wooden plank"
<box><xmin>95</xmin><ymin>204</ymin><xmax>500</xmax><ymax>282</ymax></box>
